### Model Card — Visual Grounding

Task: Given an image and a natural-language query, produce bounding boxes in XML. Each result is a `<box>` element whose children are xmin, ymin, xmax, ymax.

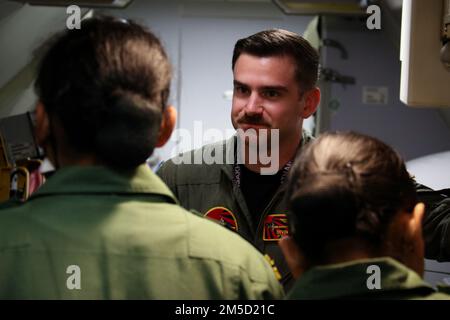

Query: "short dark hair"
<box><xmin>286</xmin><ymin>132</ymin><xmax>417</xmax><ymax>263</ymax></box>
<box><xmin>34</xmin><ymin>15</ymin><xmax>171</xmax><ymax>170</ymax></box>
<box><xmin>232</xmin><ymin>29</ymin><xmax>319</xmax><ymax>91</ymax></box>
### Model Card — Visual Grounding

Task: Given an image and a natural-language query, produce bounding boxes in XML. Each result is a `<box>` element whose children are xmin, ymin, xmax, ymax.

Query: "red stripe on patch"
<box><xmin>263</xmin><ymin>213</ymin><xmax>289</xmax><ymax>241</ymax></box>
<box><xmin>204</xmin><ymin>206</ymin><xmax>238</xmax><ymax>231</ymax></box>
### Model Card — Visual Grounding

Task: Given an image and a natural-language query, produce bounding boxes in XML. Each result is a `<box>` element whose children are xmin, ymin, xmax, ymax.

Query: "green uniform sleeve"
<box><xmin>416</xmin><ymin>182</ymin><xmax>450</xmax><ymax>261</ymax></box>
<box><xmin>423</xmin><ymin>197</ymin><xmax>450</xmax><ymax>261</ymax></box>
<box><xmin>236</xmin><ymin>248</ymin><xmax>285</xmax><ymax>300</ymax></box>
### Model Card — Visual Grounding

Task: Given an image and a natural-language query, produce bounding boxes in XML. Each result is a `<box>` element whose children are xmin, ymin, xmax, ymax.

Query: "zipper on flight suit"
<box><xmin>231</xmin><ymin>180</ymin><xmax>257</xmax><ymax>240</ymax></box>
<box><xmin>220</xmin><ymin>162</ymin><xmax>257</xmax><ymax>241</ymax></box>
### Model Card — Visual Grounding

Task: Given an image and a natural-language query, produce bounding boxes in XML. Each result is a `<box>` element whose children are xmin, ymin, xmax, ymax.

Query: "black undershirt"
<box><xmin>239</xmin><ymin>164</ymin><xmax>284</xmax><ymax>231</ymax></box>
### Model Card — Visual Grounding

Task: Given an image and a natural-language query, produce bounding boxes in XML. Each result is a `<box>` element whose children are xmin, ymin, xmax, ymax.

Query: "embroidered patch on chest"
<box><xmin>204</xmin><ymin>206</ymin><xmax>238</xmax><ymax>231</ymax></box>
<box><xmin>263</xmin><ymin>214</ymin><xmax>289</xmax><ymax>241</ymax></box>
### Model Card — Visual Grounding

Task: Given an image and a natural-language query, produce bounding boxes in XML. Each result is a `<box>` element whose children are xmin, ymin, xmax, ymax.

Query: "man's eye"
<box><xmin>264</xmin><ymin>90</ymin><xmax>280</xmax><ymax>98</ymax></box>
<box><xmin>234</xmin><ymin>86</ymin><xmax>249</xmax><ymax>94</ymax></box>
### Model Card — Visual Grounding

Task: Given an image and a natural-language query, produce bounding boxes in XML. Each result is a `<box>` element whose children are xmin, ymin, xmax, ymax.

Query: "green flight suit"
<box><xmin>418</xmin><ymin>189</ymin><xmax>450</xmax><ymax>261</ymax></box>
<box><xmin>286</xmin><ymin>257</ymin><xmax>450</xmax><ymax>299</ymax></box>
<box><xmin>157</xmin><ymin>132</ymin><xmax>313</xmax><ymax>291</ymax></box>
<box><xmin>0</xmin><ymin>165</ymin><xmax>284</xmax><ymax>299</ymax></box>
<box><xmin>157</xmin><ymin>132</ymin><xmax>450</xmax><ymax>292</ymax></box>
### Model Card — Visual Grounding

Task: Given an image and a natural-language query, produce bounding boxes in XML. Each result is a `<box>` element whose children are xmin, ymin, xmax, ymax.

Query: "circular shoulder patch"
<box><xmin>204</xmin><ymin>206</ymin><xmax>238</xmax><ymax>231</ymax></box>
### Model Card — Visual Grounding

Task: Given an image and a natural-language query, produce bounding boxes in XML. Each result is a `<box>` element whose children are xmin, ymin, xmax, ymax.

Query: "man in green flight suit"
<box><xmin>157</xmin><ymin>29</ymin><xmax>450</xmax><ymax>292</ymax></box>
<box><xmin>280</xmin><ymin>132</ymin><xmax>450</xmax><ymax>299</ymax></box>
<box><xmin>157</xmin><ymin>29</ymin><xmax>321</xmax><ymax>291</ymax></box>
<box><xmin>0</xmin><ymin>16</ymin><xmax>283</xmax><ymax>300</ymax></box>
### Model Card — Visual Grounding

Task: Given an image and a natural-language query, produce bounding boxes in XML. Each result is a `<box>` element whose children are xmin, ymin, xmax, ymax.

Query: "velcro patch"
<box><xmin>204</xmin><ymin>206</ymin><xmax>238</xmax><ymax>231</ymax></box>
<box><xmin>264</xmin><ymin>254</ymin><xmax>282</xmax><ymax>281</ymax></box>
<box><xmin>263</xmin><ymin>214</ymin><xmax>289</xmax><ymax>241</ymax></box>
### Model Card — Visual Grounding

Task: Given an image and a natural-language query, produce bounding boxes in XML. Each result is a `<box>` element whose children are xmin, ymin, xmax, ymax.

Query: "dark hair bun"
<box><xmin>286</xmin><ymin>132</ymin><xmax>417</xmax><ymax>262</ymax></box>
<box><xmin>290</xmin><ymin>173</ymin><xmax>360</xmax><ymax>259</ymax></box>
<box><xmin>94</xmin><ymin>94</ymin><xmax>162</xmax><ymax>170</ymax></box>
<box><xmin>34</xmin><ymin>16</ymin><xmax>171</xmax><ymax>170</ymax></box>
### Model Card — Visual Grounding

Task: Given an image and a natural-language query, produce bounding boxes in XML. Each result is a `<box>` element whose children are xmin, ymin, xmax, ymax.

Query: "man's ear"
<box><xmin>300</xmin><ymin>87</ymin><xmax>321</xmax><ymax>119</ymax></box>
<box><xmin>35</xmin><ymin>101</ymin><xmax>50</xmax><ymax>147</ymax></box>
<box><xmin>156</xmin><ymin>105</ymin><xmax>177</xmax><ymax>148</ymax></box>
<box><xmin>278</xmin><ymin>236</ymin><xmax>307</xmax><ymax>279</ymax></box>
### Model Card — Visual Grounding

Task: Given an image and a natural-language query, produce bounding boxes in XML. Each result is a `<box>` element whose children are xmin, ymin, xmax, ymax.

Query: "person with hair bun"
<box><xmin>280</xmin><ymin>131</ymin><xmax>449</xmax><ymax>299</ymax></box>
<box><xmin>0</xmin><ymin>16</ymin><xmax>283</xmax><ymax>300</ymax></box>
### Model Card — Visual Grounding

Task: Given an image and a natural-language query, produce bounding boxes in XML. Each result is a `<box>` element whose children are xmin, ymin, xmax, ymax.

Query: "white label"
<box><xmin>363</xmin><ymin>86</ymin><xmax>389</xmax><ymax>104</ymax></box>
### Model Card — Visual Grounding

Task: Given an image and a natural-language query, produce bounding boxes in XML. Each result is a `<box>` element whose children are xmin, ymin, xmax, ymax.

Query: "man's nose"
<box><xmin>244</xmin><ymin>92</ymin><xmax>263</xmax><ymax>116</ymax></box>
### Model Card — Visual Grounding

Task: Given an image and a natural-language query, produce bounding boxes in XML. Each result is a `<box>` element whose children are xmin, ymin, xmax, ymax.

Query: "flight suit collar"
<box><xmin>30</xmin><ymin>164</ymin><xmax>178</xmax><ymax>204</ymax></box>
<box><xmin>215</xmin><ymin>130</ymin><xmax>313</xmax><ymax>238</ymax></box>
<box><xmin>218</xmin><ymin>131</ymin><xmax>313</xmax><ymax>233</ymax></box>
<box><xmin>220</xmin><ymin>130</ymin><xmax>314</xmax><ymax>176</ymax></box>
<box><xmin>218</xmin><ymin>134</ymin><xmax>296</xmax><ymax>175</ymax></box>
<box><xmin>286</xmin><ymin>257</ymin><xmax>435</xmax><ymax>299</ymax></box>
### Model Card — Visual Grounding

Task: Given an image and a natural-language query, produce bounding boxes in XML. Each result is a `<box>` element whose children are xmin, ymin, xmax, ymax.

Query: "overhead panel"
<box><xmin>8</xmin><ymin>0</ymin><xmax>133</xmax><ymax>8</ymax></box>
<box><xmin>272</xmin><ymin>0</ymin><xmax>366</xmax><ymax>15</ymax></box>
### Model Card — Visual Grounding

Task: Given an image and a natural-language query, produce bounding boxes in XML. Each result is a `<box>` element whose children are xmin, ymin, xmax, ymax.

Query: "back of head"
<box><xmin>286</xmin><ymin>132</ymin><xmax>417</xmax><ymax>265</ymax></box>
<box><xmin>35</xmin><ymin>16</ymin><xmax>171</xmax><ymax>170</ymax></box>
<box><xmin>232</xmin><ymin>29</ymin><xmax>319</xmax><ymax>91</ymax></box>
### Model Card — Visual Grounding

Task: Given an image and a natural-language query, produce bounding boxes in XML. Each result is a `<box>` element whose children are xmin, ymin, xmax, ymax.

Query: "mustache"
<box><xmin>237</xmin><ymin>115</ymin><xmax>270</xmax><ymax>127</ymax></box>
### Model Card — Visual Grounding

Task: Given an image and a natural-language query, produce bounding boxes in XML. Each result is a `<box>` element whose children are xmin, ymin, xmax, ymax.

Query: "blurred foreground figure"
<box><xmin>0</xmin><ymin>16</ymin><xmax>283</xmax><ymax>299</ymax></box>
<box><xmin>281</xmin><ymin>132</ymin><xmax>449</xmax><ymax>300</ymax></box>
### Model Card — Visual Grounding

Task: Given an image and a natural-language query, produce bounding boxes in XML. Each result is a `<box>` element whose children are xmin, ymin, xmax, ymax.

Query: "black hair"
<box><xmin>286</xmin><ymin>132</ymin><xmax>417</xmax><ymax>264</ymax></box>
<box><xmin>232</xmin><ymin>29</ymin><xmax>319</xmax><ymax>91</ymax></box>
<box><xmin>34</xmin><ymin>15</ymin><xmax>171</xmax><ymax>170</ymax></box>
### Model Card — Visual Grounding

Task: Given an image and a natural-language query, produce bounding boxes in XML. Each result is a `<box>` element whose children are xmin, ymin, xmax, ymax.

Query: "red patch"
<box><xmin>263</xmin><ymin>214</ymin><xmax>289</xmax><ymax>241</ymax></box>
<box><xmin>204</xmin><ymin>206</ymin><xmax>238</xmax><ymax>231</ymax></box>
